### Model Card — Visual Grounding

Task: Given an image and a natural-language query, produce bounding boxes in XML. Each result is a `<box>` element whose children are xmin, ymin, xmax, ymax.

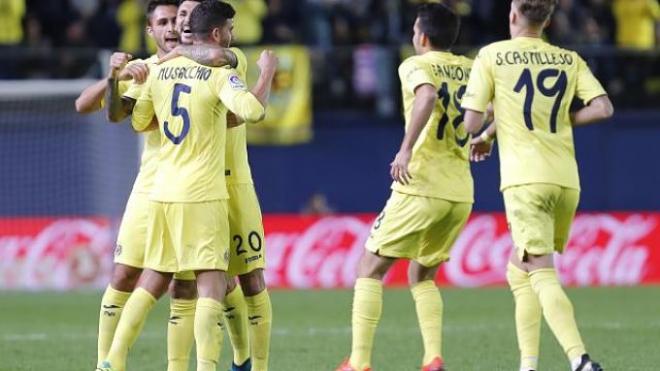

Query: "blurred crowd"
<box><xmin>0</xmin><ymin>0</ymin><xmax>658</xmax><ymax>52</ymax></box>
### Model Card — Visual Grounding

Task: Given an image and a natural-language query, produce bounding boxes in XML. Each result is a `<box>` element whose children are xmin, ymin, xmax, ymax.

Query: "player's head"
<box><xmin>189</xmin><ymin>0</ymin><xmax>235</xmax><ymax>48</ymax></box>
<box><xmin>177</xmin><ymin>0</ymin><xmax>202</xmax><ymax>45</ymax></box>
<box><xmin>412</xmin><ymin>3</ymin><xmax>460</xmax><ymax>54</ymax></box>
<box><xmin>510</xmin><ymin>0</ymin><xmax>557</xmax><ymax>36</ymax></box>
<box><xmin>145</xmin><ymin>0</ymin><xmax>179</xmax><ymax>54</ymax></box>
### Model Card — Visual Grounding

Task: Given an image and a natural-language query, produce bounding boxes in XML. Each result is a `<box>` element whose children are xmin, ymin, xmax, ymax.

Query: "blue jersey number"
<box><xmin>513</xmin><ymin>68</ymin><xmax>568</xmax><ymax>133</ymax></box>
<box><xmin>436</xmin><ymin>83</ymin><xmax>469</xmax><ymax>147</ymax></box>
<box><xmin>164</xmin><ymin>83</ymin><xmax>192</xmax><ymax>144</ymax></box>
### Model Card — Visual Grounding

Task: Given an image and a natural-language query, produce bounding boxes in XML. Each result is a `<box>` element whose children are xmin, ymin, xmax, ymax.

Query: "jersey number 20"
<box><xmin>514</xmin><ymin>68</ymin><xmax>567</xmax><ymax>133</ymax></box>
<box><xmin>164</xmin><ymin>83</ymin><xmax>192</xmax><ymax>144</ymax></box>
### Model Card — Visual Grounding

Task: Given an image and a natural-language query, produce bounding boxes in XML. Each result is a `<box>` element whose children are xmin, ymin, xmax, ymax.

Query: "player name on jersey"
<box><xmin>495</xmin><ymin>51</ymin><xmax>574</xmax><ymax>66</ymax></box>
<box><xmin>157</xmin><ymin>65</ymin><xmax>212</xmax><ymax>81</ymax></box>
<box><xmin>431</xmin><ymin>64</ymin><xmax>471</xmax><ymax>82</ymax></box>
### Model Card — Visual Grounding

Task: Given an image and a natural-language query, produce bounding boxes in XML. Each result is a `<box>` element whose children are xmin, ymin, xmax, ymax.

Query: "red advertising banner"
<box><xmin>0</xmin><ymin>213</ymin><xmax>658</xmax><ymax>289</ymax></box>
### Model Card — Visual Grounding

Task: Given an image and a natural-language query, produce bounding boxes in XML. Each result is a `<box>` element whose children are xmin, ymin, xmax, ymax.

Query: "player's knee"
<box><xmin>357</xmin><ymin>251</ymin><xmax>393</xmax><ymax>280</ymax></box>
<box><xmin>139</xmin><ymin>269</ymin><xmax>173</xmax><ymax>299</ymax></box>
<box><xmin>111</xmin><ymin>264</ymin><xmax>142</xmax><ymax>292</ymax></box>
<box><xmin>196</xmin><ymin>270</ymin><xmax>227</xmax><ymax>300</ymax></box>
<box><xmin>238</xmin><ymin>269</ymin><xmax>266</xmax><ymax>296</ymax></box>
<box><xmin>226</xmin><ymin>276</ymin><xmax>238</xmax><ymax>293</ymax></box>
<box><xmin>407</xmin><ymin>261</ymin><xmax>438</xmax><ymax>285</ymax></box>
<box><xmin>171</xmin><ymin>279</ymin><xmax>197</xmax><ymax>300</ymax></box>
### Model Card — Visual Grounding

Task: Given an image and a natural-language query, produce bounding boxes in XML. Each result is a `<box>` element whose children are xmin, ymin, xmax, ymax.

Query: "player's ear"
<box><xmin>211</xmin><ymin>27</ymin><xmax>222</xmax><ymax>43</ymax></box>
<box><xmin>146</xmin><ymin>24</ymin><xmax>154</xmax><ymax>38</ymax></box>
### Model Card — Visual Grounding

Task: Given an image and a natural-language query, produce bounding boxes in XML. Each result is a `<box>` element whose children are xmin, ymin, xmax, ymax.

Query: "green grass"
<box><xmin>1</xmin><ymin>287</ymin><xmax>659</xmax><ymax>370</ymax></box>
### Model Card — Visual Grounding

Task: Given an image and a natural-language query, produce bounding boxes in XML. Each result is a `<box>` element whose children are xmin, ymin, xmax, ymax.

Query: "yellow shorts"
<box><xmin>115</xmin><ymin>192</ymin><xmax>148</xmax><ymax>269</ymax></box>
<box><xmin>144</xmin><ymin>200</ymin><xmax>230</xmax><ymax>273</ymax></box>
<box><xmin>503</xmin><ymin>184</ymin><xmax>580</xmax><ymax>261</ymax></box>
<box><xmin>227</xmin><ymin>183</ymin><xmax>266</xmax><ymax>277</ymax></box>
<box><xmin>365</xmin><ymin>191</ymin><xmax>472</xmax><ymax>267</ymax></box>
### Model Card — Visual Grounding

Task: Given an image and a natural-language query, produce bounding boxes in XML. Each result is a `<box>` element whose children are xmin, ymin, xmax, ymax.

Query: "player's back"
<box><xmin>394</xmin><ymin>51</ymin><xmax>474</xmax><ymax>203</ymax></box>
<box><xmin>471</xmin><ymin>37</ymin><xmax>605</xmax><ymax>190</ymax></box>
<box><xmin>147</xmin><ymin>56</ymin><xmax>231</xmax><ymax>202</ymax></box>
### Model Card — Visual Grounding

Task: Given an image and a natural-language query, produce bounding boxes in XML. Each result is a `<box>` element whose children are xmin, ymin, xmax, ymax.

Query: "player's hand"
<box><xmin>469</xmin><ymin>136</ymin><xmax>493</xmax><ymax>162</ymax></box>
<box><xmin>109</xmin><ymin>52</ymin><xmax>133</xmax><ymax>80</ymax></box>
<box><xmin>390</xmin><ymin>150</ymin><xmax>412</xmax><ymax>185</ymax></box>
<box><xmin>257</xmin><ymin>49</ymin><xmax>278</xmax><ymax>74</ymax></box>
<box><xmin>123</xmin><ymin>63</ymin><xmax>150</xmax><ymax>84</ymax></box>
<box><xmin>157</xmin><ymin>46</ymin><xmax>181</xmax><ymax>65</ymax></box>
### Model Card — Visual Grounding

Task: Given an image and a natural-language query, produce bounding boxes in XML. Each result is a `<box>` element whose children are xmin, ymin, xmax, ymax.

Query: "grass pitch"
<box><xmin>1</xmin><ymin>287</ymin><xmax>659</xmax><ymax>371</ymax></box>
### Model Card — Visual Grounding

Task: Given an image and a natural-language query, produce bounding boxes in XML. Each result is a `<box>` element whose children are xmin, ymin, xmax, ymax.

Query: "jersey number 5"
<box><xmin>513</xmin><ymin>68</ymin><xmax>567</xmax><ymax>133</ymax></box>
<box><xmin>436</xmin><ymin>83</ymin><xmax>469</xmax><ymax>147</ymax></box>
<box><xmin>164</xmin><ymin>83</ymin><xmax>192</xmax><ymax>144</ymax></box>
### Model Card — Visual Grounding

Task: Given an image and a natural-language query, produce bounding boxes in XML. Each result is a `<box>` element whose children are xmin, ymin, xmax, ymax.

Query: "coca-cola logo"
<box><xmin>0</xmin><ymin>219</ymin><xmax>114</xmax><ymax>290</ymax></box>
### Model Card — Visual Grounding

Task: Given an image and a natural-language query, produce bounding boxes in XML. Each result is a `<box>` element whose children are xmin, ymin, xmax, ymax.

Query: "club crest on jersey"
<box><xmin>229</xmin><ymin>75</ymin><xmax>246</xmax><ymax>90</ymax></box>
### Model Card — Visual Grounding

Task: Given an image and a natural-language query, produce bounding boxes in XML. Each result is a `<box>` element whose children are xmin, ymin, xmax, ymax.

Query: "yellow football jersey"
<box><xmin>225</xmin><ymin>47</ymin><xmax>254</xmax><ymax>185</ymax></box>
<box><xmin>462</xmin><ymin>37</ymin><xmax>606</xmax><ymax>191</ymax></box>
<box><xmin>392</xmin><ymin>51</ymin><xmax>474</xmax><ymax>203</ymax></box>
<box><xmin>132</xmin><ymin>56</ymin><xmax>265</xmax><ymax>203</ymax></box>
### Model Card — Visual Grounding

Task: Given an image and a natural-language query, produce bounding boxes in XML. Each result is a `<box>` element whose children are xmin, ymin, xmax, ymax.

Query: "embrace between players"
<box><xmin>77</xmin><ymin>0</ymin><xmax>614</xmax><ymax>370</ymax></box>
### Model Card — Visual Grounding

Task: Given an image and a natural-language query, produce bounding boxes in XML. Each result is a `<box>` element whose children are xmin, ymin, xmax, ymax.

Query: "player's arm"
<box><xmin>158</xmin><ymin>44</ymin><xmax>238</xmax><ymax>68</ymax></box>
<box><xmin>131</xmin><ymin>76</ymin><xmax>157</xmax><ymax>132</ymax></box>
<box><xmin>390</xmin><ymin>84</ymin><xmax>436</xmax><ymax>185</ymax></box>
<box><xmin>107</xmin><ymin>62</ymin><xmax>150</xmax><ymax>122</ymax></box>
<box><xmin>75</xmin><ymin>78</ymin><xmax>109</xmax><ymax>113</ymax></box>
<box><xmin>462</xmin><ymin>50</ymin><xmax>495</xmax><ymax>134</ymax></box>
<box><xmin>470</xmin><ymin>120</ymin><xmax>496</xmax><ymax>162</ymax></box>
<box><xmin>570</xmin><ymin>95</ymin><xmax>614</xmax><ymax>126</ymax></box>
<box><xmin>249</xmin><ymin>50</ymin><xmax>278</xmax><ymax>108</ymax></box>
<box><xmin>571</xmin><ymin>56</ymin><xmax>614</xmax><ymax>126</ymax></box>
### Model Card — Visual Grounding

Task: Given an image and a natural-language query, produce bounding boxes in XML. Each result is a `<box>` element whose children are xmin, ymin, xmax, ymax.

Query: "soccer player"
<box><xmin>97</xmin><ymin>1</ymin><xmax>277</xmax><ymax>371</ymax></box>
<box><xmin>160</xmin><ymin>2</ymin><xmax>273</xmax><ymax>370</ymax></box>
<box><xmin>337</xmin><ymin>4</ymin><xmax>473</xmax><ymax>371</ymax></box>
<box><xmin>75</xmin><ymin>2</ymin><xmax>199</xmax><ymax>369</ymax></box>
<box><xmin>462</xmin><ymin>1</ymin><xmax>613</xmax><ymax>371</ymax></box>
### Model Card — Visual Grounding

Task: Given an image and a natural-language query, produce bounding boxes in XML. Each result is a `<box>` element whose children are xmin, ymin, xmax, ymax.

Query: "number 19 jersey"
<box><xmin>462</xmin><ymin>37</ymin><xmax>607</xmax><ymax>191</ymax></box>
<box><xmin>132</xmin><ymin>56</ymin><xmax>265</xmax><ymax>203</ymax></box>
<box><xmin>393</xmin><ymin>51</ymin><xmax>474</xmax><ymax>203</ymax></box>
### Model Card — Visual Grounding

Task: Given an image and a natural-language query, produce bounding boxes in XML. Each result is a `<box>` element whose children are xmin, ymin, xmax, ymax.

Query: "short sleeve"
<box><xmin>230</xmin><ymin>47</ymin><xmax>248</xmax><ymax>78</ymax></box>
<box><xmin>216</xmin><ymin>69</ymin><xmax>265</xmax><ymax>123</ymax></box>
<box><xmin>123</xmin><ymin>80</ymin><xmax>146</xmax><ymax>101</ymax></box>
<box><xmin>398</xmin><ymin>58</ymin><xmax>435</xmax><ymax>93</ymax></box>
<box><xmin>462</xmin><ymin>49</ymin><xmax>494</xmax><ymax>113</ymax></box>
<box><xmin>131</xmin><ymin>75</ymin><xmax>155</xmax><ymax>131</ymax></box>
<box><xmin>575</xmin><ymin>56</ymin><xmax>607</xmax><ymax>105</ymax></box>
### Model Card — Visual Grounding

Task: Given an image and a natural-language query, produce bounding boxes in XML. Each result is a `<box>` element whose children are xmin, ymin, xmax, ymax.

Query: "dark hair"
<box><xmin>178</xmin><ymin>0</ymin><xmax>201</xmax><ymax>5</ymax></box>
<box><xmin>189</xmin><ymin>0</ymin><xmax>236</xmax><ymax>35</ymax></box>
<box><xmin>146</xmin><ymin>0</ymin><xmax>178</xmax><ymax>18</ymax></box>
<box><xmin>513</xmin><ymin>0</ymin><xmax>558</xmax><ymax>26</ymax></box>
<box><xmin>416</xmin><ymin>3</ymin><xmax>460</xmax><ymax>50</ymax></box>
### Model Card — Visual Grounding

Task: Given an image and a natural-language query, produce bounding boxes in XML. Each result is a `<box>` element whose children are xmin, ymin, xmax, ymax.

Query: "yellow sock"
<box><xmin>245</xmin><ymin>289</ymin><xmax>272</xmax><ymax>371</ymax></box>
<box><xmin>195</xmin><ymin>297</ymin><xmax>224</xmax><ymax>371</ymax></box>
<box><xmin>223</xmin><ymin>285</ymin><xmax>250</xmax><ymax>366</ymax></box>
<box><xmin>97</xmin><ymin>285</ymin><xmax>131</xmax><ymax>366</ymax></box>
<box><xmin>349</xmin><ymin>278</ymin><xmax>383</xmax><ymax>370</ymax></box>
<box><xmin>167</xmin><ymin>298</ymin><xmax>196</xmax><ymax>371</ymax></box>
<box><xmin>105</xmin><ymin>288</ymin><xmax>157</xmax><ymax>371</ymax></box>
<box><xmin>506</xmin><ymin>263</ymin><xmax>542</xmax><ymax>371</ymax></box>
<box><xmin>411</xmin><ymin>280</ymin><xmax>443</xmax><ymax>365</ymax></box>
<box><xmin>529</xmin><ymin>268</ymin><xmax>586</xmax><ymax>361</ymax></box>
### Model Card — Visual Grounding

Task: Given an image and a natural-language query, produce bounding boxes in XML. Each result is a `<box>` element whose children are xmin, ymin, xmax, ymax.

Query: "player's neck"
<box><xmin>512</xmin><ymin>28</ymin><xmax>542</xmax><ymax>39</ymax></box>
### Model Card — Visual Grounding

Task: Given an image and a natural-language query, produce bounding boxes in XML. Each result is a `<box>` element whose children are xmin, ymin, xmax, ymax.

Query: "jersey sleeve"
<box><xmin>398</xmin><ymin>57</ymin><xmax>434</xmax><ymax>93</ymax></box>
<box><xmin>215</xmin><ymin>70</ymin><xmax>265</xmax><ymax>123</ymax></box>
<box><xmin>575</xmin><ymin>55</ymin><xmax>607</xmax><ymax>104</ymax></box>
<box><xmin>462</xmin><ymin>48</ymin><xmax>494</xmax><ymax>113</ymax></box>
<box><xmin>131</xmin><ymin>75</ymin><xmax>156</xmax><ymax>132</ymax></box>
<box><xmin>230</xmin><ymin>47</ymin><xmax>248</xmax><ymax>78</ymax></box>
<box><xmin>123</xmin><ymin>80</ymin><xmax>146</xmax><ymax>101</ymax></box>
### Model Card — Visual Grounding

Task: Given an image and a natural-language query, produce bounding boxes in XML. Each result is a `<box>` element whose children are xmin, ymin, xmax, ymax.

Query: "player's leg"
<box><xmin>227</xmin><ymin>183</ymin><xmax>270</xmax><ymax>371</ymax></box>
<box><xmin>100</xmin><ymin>201</ymin><xmax>176</xmax><ymax>371</ymax></box>
<box><xmin>410</xmin><ymin>200</ymin><xmax>471</xmax><ymax>371</ymax></box>
<box><xmin>175</xmin><ymin>200</ymin><xmax>231</xmax><ymax>371</ymax></box>
<box><xmin>238</xmin><ymin>269</ymin><xmax>270</xmax><ymax>371</ymax></box>
<box><xmin>167</xmin><ymin>274</ymin><xmax>197</xmax><ymax>371</ymax></box>
<box><xmin>339</xmin><ymin>191</ymin><xmax>427</xmax><ymax>371</ymax></box>
<box><xmin>97</xmin><ymin>192</ymin><xmax>149</xmax><ymax>365</ymax></box>
<box><xmin>222</xmin><ymin>276</ymin><xmax>251</xmax><ymax>370</ymax></box>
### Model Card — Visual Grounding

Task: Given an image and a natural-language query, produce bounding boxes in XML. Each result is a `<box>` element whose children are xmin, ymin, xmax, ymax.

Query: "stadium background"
<box><xmin>0</xmin><ymin>0</ymin><xmax>659</xmax><ymax>370</ymax></box>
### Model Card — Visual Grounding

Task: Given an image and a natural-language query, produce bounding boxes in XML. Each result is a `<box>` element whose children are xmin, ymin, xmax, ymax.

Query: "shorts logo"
<box><xmin>228</xmin><ymin>75</ymin><xmax>246</xmax><ymax>90</ymax></box>
<box><xmin>114</xmin><ymin>244</ymin><xmax>123</xmax><ymax>257</ymax></box>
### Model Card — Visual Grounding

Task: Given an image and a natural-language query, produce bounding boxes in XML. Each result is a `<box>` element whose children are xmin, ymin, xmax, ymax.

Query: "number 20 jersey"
<box><xmin>393</xmin><ymin>51</ymin><xmax>474</xmax><ymax>203</ymax></box>
<box><xmin>462</xmin><ymin>37</ymin><xmax>607</xmax><ymax>191</ymax></box>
